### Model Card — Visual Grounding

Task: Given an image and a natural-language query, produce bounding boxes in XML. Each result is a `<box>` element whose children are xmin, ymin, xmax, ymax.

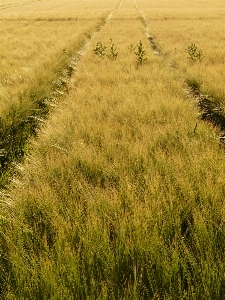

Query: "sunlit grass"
<box><xmin>0</xmin><ymin>0</ymin><xmax>118</xmax><ymax>113</ymax></box>
<box><xmin>1</xmin><ymin>0</ymin><xmax>225</xmax><ymax>298</ymax></box>
<box><xmin>0</xmin><ymin>0</ymin><xmax>117</xmax><ymax>19</ymax></box>
<box><xmin>0</xmin><ymin>1</ymin><xmax>224</xmax><ymax>299</ymax></box>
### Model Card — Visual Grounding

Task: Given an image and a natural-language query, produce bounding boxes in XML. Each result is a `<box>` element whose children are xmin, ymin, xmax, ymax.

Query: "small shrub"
<box><xmin>93</xmin><ymin>42</ymin><xmax>107</xmax><ymax>57</ymax></box>
<box><xmin>108</xmin><ymin>39</ymin><xmax>118</xmax><ymax>60</ymax></box>
<box><xmin>134</xmin><ymin>40</ymin><xmax>148</xmax><ymax>64</ymax></box>
<box><xmin>186</xmin><ymin>43</ymin><xmax>204</xmax><ymax>61</ymax></box>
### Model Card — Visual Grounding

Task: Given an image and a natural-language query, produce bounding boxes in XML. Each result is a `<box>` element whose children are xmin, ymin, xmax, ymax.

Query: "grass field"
<box><xmin>1</xmin><ymin>0</ymin><xmax>225</xmax><ymax>299</ymax></box>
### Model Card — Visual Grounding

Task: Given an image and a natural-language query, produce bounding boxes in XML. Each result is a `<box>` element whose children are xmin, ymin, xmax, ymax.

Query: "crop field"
<box><xmin>1</xmin><ymin>0</ymin><xmax>225</xmax><ymax>299</ymax></box>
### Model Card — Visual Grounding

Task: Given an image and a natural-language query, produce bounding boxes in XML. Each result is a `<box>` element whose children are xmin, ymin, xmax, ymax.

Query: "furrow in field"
<box><xmin>185</xmin><ymin>84</ymin><xmax>225</xmax><ymax>143</ymax></box>
<box><xmin>0</xmin><ymin>0</ymin><xmax>45</xmax><ymax>10</ymax></box>
<box><xmin>185</xmin><ymin>78</ymin><xmax>225</xmax><ymax>143</ymax></box>
<box><xmin>55</xmin><ymin>0</ymin><xmax>123</xmax><ymax>66</ymax></box>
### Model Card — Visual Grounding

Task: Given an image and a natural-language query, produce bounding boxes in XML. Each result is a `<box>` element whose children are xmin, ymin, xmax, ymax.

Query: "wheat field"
<box><xmin>1</xmin><ymin>0</ymin><xmax>225</xmax><ymax>299</ymax></box>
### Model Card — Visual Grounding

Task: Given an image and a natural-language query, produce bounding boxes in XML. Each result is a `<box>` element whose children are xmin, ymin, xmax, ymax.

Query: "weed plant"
<box><xmin>134</xmin><ymin>40</ymin><xmax>148</xmax><ymax>64</ymax></box>
<box><xmin>108</xmin><ymin>39</ymin><xmax>118</xmax><ymax>59</ymax></box>
<box><xmin>186</xmin><ymin>43</ymin><xmax>204</xmax><ymax>61</ymax></box>
<box><xmin>93</xmin><ymin>41</ymin><xmax>107</xmax><ymax>57</ymax></box>
<box><xmin>93</xmin><ymin>39</ymin><xmax>118</xmax><ymax>59</ymax></box>
<box><xmin>139</xmin><ymin>0</ymin><xmax>225</xmax><ymax>105</ymax></box>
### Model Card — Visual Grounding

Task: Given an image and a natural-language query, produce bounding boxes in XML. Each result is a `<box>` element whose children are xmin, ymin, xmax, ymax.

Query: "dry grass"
<box><xmin>0</xmin><ymin>0</ymin><xmax>116</xmax><ymax>19</ymax></box>
<box><xmin>1</xmin><ymin>0</ymin><xmax>225</xmax><ymax>298</ymax></box>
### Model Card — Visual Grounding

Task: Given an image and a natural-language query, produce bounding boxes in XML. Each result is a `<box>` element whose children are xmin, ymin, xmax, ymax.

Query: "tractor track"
<box><xmin>185</xmin><ymin>86</ymin><xmax>225</xmax><ymax>143</ymax></box>
<box><xmin>133</xmin><ymin>0</ymin><xmax>162</xmax><ymax>55</ymax></box>
<box><xmin>134</xmin><ymin>0</ymin><xmax>225</xmax><ymax>144</ymax></box>
<box><xmin>0</xmin><ymin>0</ymin><xmax>46</xmax><ymax>10</ymax></box>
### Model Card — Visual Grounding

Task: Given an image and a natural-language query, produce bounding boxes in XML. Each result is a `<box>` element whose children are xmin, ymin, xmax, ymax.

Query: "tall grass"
<box><xmin>1</xmin><ymin>0</ymin><xmax>225</xmax><ymax>299</ymax></box>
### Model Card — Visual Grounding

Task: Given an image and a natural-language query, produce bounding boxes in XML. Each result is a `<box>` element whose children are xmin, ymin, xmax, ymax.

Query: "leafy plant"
<box><xmin>186</xmin><ymin>43</ymin><xmax>204</xmax><ymax>61</ymax></box>
<box><xmin>108</xmin><ymin>39</ymin><xmax>118</xmax><ymax>60</ymax></box>
<box><xmin>93</xmin><ymin>41</ymin><xmax>107</xmax><ymax>57</ymax></box>
<box><xmin>134</xmin><ymin>40</ymin><xmax>148</xmax><ymax>64</ymax></box>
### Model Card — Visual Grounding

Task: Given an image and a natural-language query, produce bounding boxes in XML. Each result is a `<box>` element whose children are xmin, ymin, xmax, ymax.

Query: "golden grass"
<box><xmin>0</xmin><ymin>0</ymin><xmax>119</xmax><ymax>185</ymax></box>
<box><xmin>1</xmin><ymin>0</ymin><xmax>225</xmax><ymax>298</ymax></box>
<box><xmin>0</xmin><ymin>19</ymin><xmax>96</xmax><ymax>111</ymax></box>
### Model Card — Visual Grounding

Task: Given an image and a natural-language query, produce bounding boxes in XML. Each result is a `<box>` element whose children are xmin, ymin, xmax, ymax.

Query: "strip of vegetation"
<box><xmin>0</xmin><ymin>19</ymin><xmax>105</xmax><ymax>188</ymax></box>
<box><xmin>186</xmin><ymin>78</ymin><xmax>225</xmax><ymax>141</ymax></box>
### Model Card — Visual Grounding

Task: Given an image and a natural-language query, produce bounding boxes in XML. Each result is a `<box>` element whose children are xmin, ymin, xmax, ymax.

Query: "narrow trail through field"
<box><xmin>75</xmin><ymin>0</ymin><xmax>123</xmax><ymax>57</ymax></box>
<box><xmin>2</xmin><ymin>0</ymin><xmax>223</xmax><ymax>192</ymax></box>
